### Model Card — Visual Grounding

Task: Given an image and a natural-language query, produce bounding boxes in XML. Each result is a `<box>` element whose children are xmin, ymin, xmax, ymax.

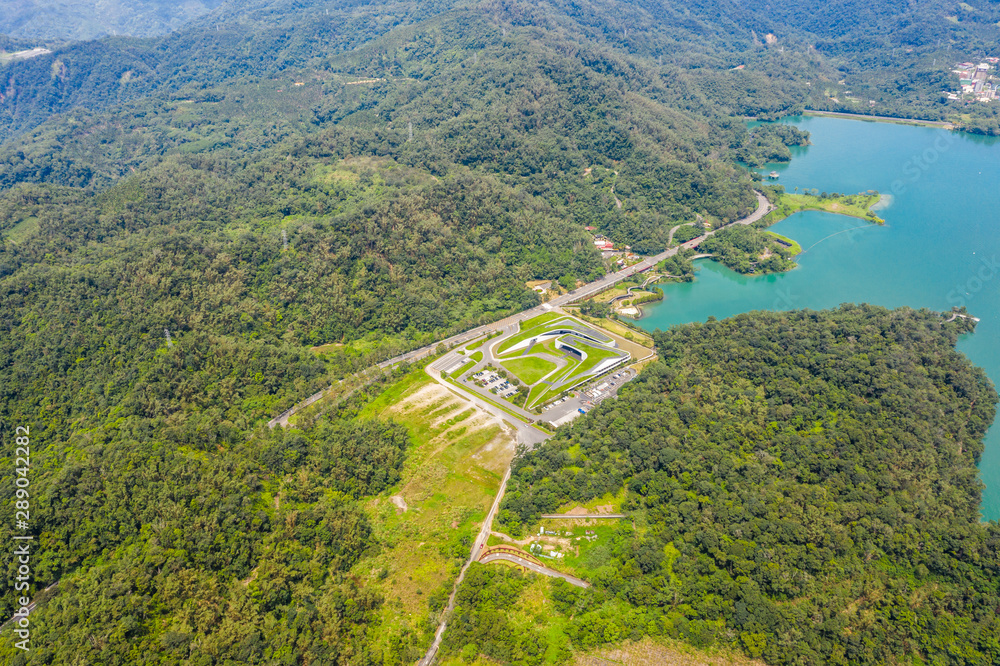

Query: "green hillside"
<box><xmin>0</xmin><ymin>1</ymin><xmax>998</xmax><ymax>664</ymax></box>
<box><xmin>0</xmin><ymin>0</ymin><xmax>225</xmax><ymax>41</ymax></box>
<box><xmin>496</xmin><ymin>306</ymin><xmax>1000</xmax><ymax>665</ymax></box>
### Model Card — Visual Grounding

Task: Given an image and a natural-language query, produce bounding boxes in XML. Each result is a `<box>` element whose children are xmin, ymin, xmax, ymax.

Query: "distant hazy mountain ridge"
<box><xmin>0</xmin><ymin>0</ymin><xmax>226</xmax><ymax>41</ymax></box>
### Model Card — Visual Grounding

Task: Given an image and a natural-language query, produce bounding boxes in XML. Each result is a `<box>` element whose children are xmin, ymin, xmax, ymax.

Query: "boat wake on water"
<box><xmin>801</xmin><ymin>224</ymin><xmax>879</xmax><ymax>254</ymax></box>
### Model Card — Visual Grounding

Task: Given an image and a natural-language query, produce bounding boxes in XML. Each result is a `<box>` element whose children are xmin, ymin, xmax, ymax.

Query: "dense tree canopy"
<box><xmin>697</xmin><ymin>226</ymin><xmax>798</xmax><ymax>274</ymax></box>
<box><xmin>1</xmin><ymin>1</ymin><xmax>999</xmax><ymax>663</ymax></box>
<box><xmin>498</xmin><ymin>306</ymin><xmax>1000</xmax><ymax>664</ymax></box>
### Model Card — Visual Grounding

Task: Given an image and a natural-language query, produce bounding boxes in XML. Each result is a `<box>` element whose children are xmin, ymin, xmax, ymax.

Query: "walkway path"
<box><xmin>802</xmin><ymin>108</ymin><xmax>954</xmax><ymax>128</ymax></box>
<box><xmin>944</xmin><ymin>312</ymin><xmax>981</xmax><ymax>323</ymax></box>
<box><xmin>478</xmin><ymin>553</ymin><xmax>590</xmax><ymax>588</ymax></box>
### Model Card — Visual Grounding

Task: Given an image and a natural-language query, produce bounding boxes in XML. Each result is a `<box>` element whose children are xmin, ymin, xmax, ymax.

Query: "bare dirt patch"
<box><xmin>241</xmin><ymin>566</ymin><xmax>260</xmax><ymax>587</ymax></box>
<box><xmin>490</xmin><ymin>531</ymin><xmax>572</xmax><ymax>550</ymax></box>
<box><xmin>397</xmin><ymin>383</ymin><xmax>461</xmax><ymax>416</ymax></box>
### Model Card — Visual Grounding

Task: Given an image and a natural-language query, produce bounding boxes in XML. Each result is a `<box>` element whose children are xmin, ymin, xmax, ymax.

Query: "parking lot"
<box><xmin>542</xmin><ymin>366</ymin><xmax>638</xmax><ymax>426</ymax></box>
<box><xmin>471</xmin><ymin>371</ymin><xmax>519</xmax><ymax>399</ymax></box>
<box><xmin>581</xmin><ymin>369</ymin><xmax>633</xmax><ymax>401</ymax></box>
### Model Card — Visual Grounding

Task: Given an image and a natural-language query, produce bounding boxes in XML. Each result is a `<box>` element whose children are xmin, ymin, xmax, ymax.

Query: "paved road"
<box><xmin>478</xmin><ymin>553</ymin><xmax>590</xmax><ymax>588</ymax></box>
<box><xmin>376</xmin><ymin>191</ymin><xmax>771</xmax><ymax>372</ymax></box>
<box><xmin>418</xmin><ymin>466</ymin><xmax>513</xmax><ymax>666</ymax></box>
<box><xmin>267</xmin><ymin>366</ymin><xmax>389</xmax><ymax>428</ymax></box>
<box><xmin>1</xmin><ymin>581</ymin><xmax>58</xmax><ymax>632</ymax></box>
<box><xmin>543</xmin><ymin>366</ymin><xmax>638</xmax><ymax>425</ymax></box>
<box><xmin>667</xmin><ymin>220</ymin><xmax>696</xmax><ymax>245</ymax></box>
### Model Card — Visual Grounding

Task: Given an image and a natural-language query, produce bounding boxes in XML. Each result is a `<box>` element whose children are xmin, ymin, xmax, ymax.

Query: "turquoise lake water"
<box><xmin>637</xmin><ymin>115</ymin><xmax>1000</xmax><ymax>521</ymax></box>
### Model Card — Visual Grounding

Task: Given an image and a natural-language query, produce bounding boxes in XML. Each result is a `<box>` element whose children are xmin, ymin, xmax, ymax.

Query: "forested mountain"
<box><xmin>0</xmin><ymin>0</ymin><xmax>465</xmax><ymax>144</ymax></box>
<box><xmin>0</xmin><ymin>3</ymin><xmax>759</xmax><ymax>661</ymax></box>
<box><xmin>0</xmin><ymin>3</ymin><xmax>766</xmax><ymax>247</ymax></box>
<box><xmin>2</xmin><ymin>0</ymin><xmax>999</xmax><ymax>146</ymax></box>
<box><xmin>0</xmin><ymin>0</ymin><xmax>224</xmax><ymax>41</ymax></box>
<box><xmin>496</xmin><ymin>306</ymin><xmax>1000</xmax><ymax>664</ymax></box>
<box><xmin>1</xmin><ymin>1</ymin><xmax>999</xmax><ymax>664</ymax></box>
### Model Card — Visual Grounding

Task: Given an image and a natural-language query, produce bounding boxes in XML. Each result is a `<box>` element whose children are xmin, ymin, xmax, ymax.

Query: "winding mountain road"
<box><xmin>410</xmin><ymin>192</ymin><xmax>772</xmax><ymax>665</ymax></box>
<box><xmin>375</xmin><ymin>191</ymin><xmax>772</xmax><ymax>373</ymax></box>
<box><xmin>272</xmin><ymin>191</ymin><xmax>773</xmax><ymax>665</ymax></box>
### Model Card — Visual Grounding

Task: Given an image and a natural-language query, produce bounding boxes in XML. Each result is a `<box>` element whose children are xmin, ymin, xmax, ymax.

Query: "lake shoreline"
<box><xmin>801</xmin><ymin>109</ymin><xmax>955</xmax><ymax>129</ymax></box>
<box><xmin>755</xmin><ymin>192</ymin><xmax>886</xmax><ymax>228</ymax></box>
<box><xmin>640</xmin><ymin>114</ymin><xmax>1000</xmax><ymax>521</ymax></box>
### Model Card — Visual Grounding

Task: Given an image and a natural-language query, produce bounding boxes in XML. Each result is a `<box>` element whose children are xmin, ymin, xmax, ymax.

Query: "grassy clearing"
<box><xmin>535</xmin><ymin>337</ymin><xmax>566</xmax><ymax>356</ymax></box>
<box><xmin>530</xmin><ymin>364</ymin><xmax>579</xmax><ymax>406</ymax></box>
<box><xmin>309</xmin><ymin>331</ymin><xmax>427</xmax><ymax>363</ymax></box>
<box><xmin>802</xmin><ymin>109</ymin><xmax>952</xmax><ymax>129</ymax></box>
<box><xmin>763</xmin><ymin>231</ymin><xmax>802</xmax><ymax>255</ymax></box>
<box><xmin>526</xmin><ymin>382</ymin><xmax>553</xmax><ymax>407</ymax></box>
<box><xmin>465</xmin><ymin>334</ymin><xmax>491</xmax><ymax>351</ymax></box>
<box><xmin>309</xmin><ymin>342</ymin><xmax>344</xmax><ymax>354</ymax></box>
<box><xmin>356</xmin><ymin>367</ymin><xmax>432</xmax><ymax>418</ymax></box>
<box><xmin>547</xmin><ymin>522</ymin><xmax>624</xmax><ymax>578</ymax></box>
<box><xmin>355</xmin><ymin>369</ymin><xmax>517</xmax><ymax>655</ymax></box>
<box><xmin>552</xmin><ymin>488</ymin><xmax>627</xmax><ymax>515</ymax></box>
<box><xmin>591</xmin><ymin>286</ymin><xmax>632</xmax><ymax>302</ymax></box>
<box><xmin>3</xmin><ymin>216</ymin><xmax>40</xmax><ymax>243</ymax></box>
<box><xmin>501</xmin><ymin>355</ymin><xmax>558</xmax><ymax>384</ymax></box>
<box><xmin>760</xmin><ymin>192</ymin><xmax>884</xmax><ymax>227</ymax></box>
<box><xmin>468</xmin><ymin>351</ymin><xmax>483</xmax><ymax>363</ymax></box>
<box><xmin>629</xmin><ymin>356</ymin><xmax>660</xmax><ymax>374</ymax></box>
<box><xmin>576</xmin><ymin>314</ymin><xmax>654</xmax><ymax>348</ymax></box>
<box><xmin>313</xmin><ymin>163</ymin><xmax>361</xmax><ymax>185</ymax></box>
<box><xmin>561</xmin><ymin>343</ymin><xmax>624</xmax><ymax>383</ymax></box>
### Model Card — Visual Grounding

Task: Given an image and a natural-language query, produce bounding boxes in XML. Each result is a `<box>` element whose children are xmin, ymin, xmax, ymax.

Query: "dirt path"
<box><xmin>417</xmin><ymin>466</ymin><xmax>513</xmax><ymax>666</ymax></box>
